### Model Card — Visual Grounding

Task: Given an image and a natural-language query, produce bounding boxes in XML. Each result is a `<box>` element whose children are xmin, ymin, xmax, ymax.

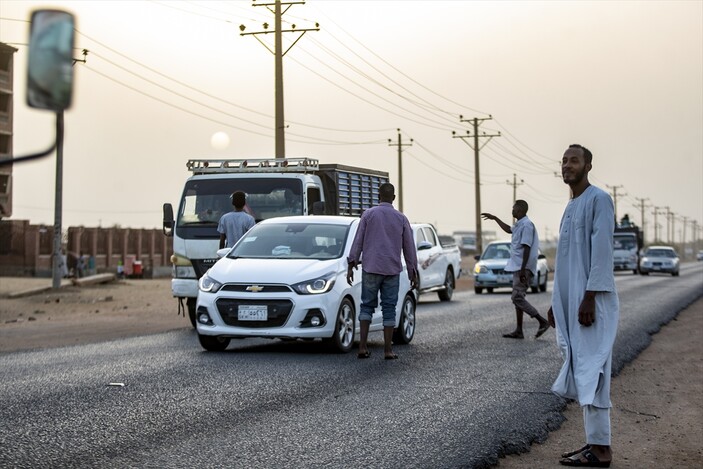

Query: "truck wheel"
<box><xmin>187</xmin><ymin>298</ymin><xmax>197</xmax><ymax>328</ymax></box>
<box><xmin>393</xmin><ymin>294</ymin><xmax>416</xmax><ymax>344</ymax></box>
<box><xmin>474</xmin><ymin>287</ymin><xmax>483</xmax><ymax>294</ymax></box>
<box><xmin>198</xmin><ymin>334</ymin><xmax>230</xmax><ymax>352</ymax></box>
<box><xmin>326</xmin><ymin>298</ymin><xmax>355</xmax><ymax>353</ymax></box>
<box><xmin>540</xmin><ymin>272</ymin><xmax>548</xmax><ymax>292</ymax></box>
<box><xmin>438</xmin><ymin>269</ymin><xmax>454</xmax><ymax>302</ymax></box>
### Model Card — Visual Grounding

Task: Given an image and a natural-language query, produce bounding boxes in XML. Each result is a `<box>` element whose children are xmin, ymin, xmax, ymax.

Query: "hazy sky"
<box><xmin>1</xmin><ymin>0</ymin><xmax>701</xmax><ymax>246</ymax></box>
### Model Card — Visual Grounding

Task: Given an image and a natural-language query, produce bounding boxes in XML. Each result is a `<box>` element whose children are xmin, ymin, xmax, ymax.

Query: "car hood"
<box><xmin>207</xmin><ymin>257</ymin><xmax>342</xmax><ymax>284</ymax></box>
<box><xmin>478</xmin><ymin>259</ymin><xmax>508</xmax><ymax>269</ymax></box>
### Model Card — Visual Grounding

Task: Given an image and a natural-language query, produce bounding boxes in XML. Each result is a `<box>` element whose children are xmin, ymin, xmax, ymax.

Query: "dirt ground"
<box><xmin>0</xmin><ymin>274</ymin><xmax>701</xmax><ymax>468</ymax></box>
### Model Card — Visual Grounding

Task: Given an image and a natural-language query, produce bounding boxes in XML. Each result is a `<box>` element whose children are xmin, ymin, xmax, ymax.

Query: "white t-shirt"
<box><xmin>504</xmin><ymin>215</ymin><xmax>539</xmax><ymax>275</ymax></box>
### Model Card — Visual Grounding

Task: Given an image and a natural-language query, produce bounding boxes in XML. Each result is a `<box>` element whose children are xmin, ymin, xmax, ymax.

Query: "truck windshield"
<box><xmin>177</xmin><ymin>177</ymin><xmax>303</xmax><ymax>228</ymax></box>
<box><xmin>613</xmin><ymin>235</ymin><xmax>636</xmax><ymax>250</ymax></box>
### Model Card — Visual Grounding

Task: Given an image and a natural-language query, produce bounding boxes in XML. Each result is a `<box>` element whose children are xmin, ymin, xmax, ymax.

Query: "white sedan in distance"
<box><xmin>195</xmin><ymin>216</ymin><xmax>417</xmax><ymax>353</ymax></box>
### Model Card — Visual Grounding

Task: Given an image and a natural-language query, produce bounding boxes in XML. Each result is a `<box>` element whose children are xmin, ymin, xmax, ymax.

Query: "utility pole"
<box><xmin>52</xmin><ymin>49</ymin><xmax>88</xmax><ymax>290</ymax></box>
<box><xmin>633</xmin><ymin>197</ymin><xmax>649</xmax><ymax>245</ymax></box>
<box><xmin>387</xmin><ymin>129</ymin><xmax>412</xmax><ymax>213</ymax></box>
<box><xmin>452</xmin><ymin>115</ymin><xmax>500</xmax><ymax>255</ymax></box>
<box><xmin>682</xmin><ymin>216</ymin><xmax>688</xmax><ymax>255</ymax></box>
<box><xmin>240</xmin><ymin>1</ymin><xmax>319</xmax><ymax>159</ymax></box>
<box><xmin>664</xmin><ymin>206</ymin><xmax>672</xmax><ymax>243</ymax></box>
<box><xmin>606</xmin><ymin>184</ymin><xmax>625</xmax><ymax>222</ymax></box>
<box><xmin>653</xmin><ymin>206</ymin><xmax>663</xmax><ymax>242</ymax></box>
<box><xmin>505</xmin><ymin>173</ymin><xmax>524</xmax><ymax>204</ymax></box>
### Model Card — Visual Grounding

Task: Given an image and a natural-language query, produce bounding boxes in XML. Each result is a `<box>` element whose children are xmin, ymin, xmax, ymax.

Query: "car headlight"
<box><xmin>199</xmin><ymin>272</ymin><xmax>223</xmax><ymax>293</ymax></box>
<box><xmin>292</xmin><ymin>272</ymin><xmax>336</xmax><ymax>295</ymax></box>
<box><xmin>474</xmin><ymin>264</ymin><xmax>488</xmax><ymax>274</ymax></box>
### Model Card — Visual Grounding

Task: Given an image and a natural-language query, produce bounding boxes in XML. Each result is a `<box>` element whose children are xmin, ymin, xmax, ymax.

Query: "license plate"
<box><xmin>238</xmin><ymin>305</ymin><xmax>268</xmax><ymax>321</ymax></box>
<box><xmin>498</xmin><ymin>275</ymin><xmax>511</xmax><ymax>284</ymax></box>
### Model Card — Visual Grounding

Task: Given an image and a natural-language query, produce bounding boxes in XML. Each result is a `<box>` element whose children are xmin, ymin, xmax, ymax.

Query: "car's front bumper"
<box><xmin>196</xmin><ymin>289</ymin><xmax>343</xmax><ymax>339</ymax></box>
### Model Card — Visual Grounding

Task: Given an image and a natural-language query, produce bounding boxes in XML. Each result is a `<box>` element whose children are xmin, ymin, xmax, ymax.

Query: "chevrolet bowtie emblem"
<box><xmin>246</xmin><ymin>285</ymin><xmax>265</xmax><ymax>292</ymax></box>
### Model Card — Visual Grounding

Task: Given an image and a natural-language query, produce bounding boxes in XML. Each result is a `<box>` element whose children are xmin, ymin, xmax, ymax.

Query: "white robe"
<box><xmin>551</xmin><ymin>185</ymin><xmax>619</xmax><ymax>408</ymax></box>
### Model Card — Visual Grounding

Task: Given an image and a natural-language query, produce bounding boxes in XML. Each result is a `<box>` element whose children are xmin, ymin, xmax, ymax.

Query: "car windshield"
<box><xmin>229</xmin><ymin>222</ymin><xmax>350</xmax><ymax>260</ymax></box>
<box><xmin>482</xmin><ymin>244</ymin><xmax>511</xmax><ymax>260</ymax></box>
<box><xmin>645</xmin><ymin>249</ymin><xmax>677</xmax><ymax>258</ymax></box>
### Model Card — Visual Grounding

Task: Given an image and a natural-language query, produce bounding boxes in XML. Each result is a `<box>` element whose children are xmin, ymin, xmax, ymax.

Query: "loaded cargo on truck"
<box><xmin>162</xmin><ymin>157</ymin><xmax>389</xmax><ymax>326</ymax></box>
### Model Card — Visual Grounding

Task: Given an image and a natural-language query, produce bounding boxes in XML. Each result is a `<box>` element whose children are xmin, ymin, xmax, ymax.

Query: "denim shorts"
<box><xmin>359</xmin><ymin>271</ymin><xmax>399</xmax><ymax>327</ymax></box>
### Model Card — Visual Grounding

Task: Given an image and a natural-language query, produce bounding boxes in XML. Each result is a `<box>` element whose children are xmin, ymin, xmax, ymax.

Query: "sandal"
<box><xmin>357</xmin><ymin>350</ymin><xmax>371</xmax><ymax>359</ymax></box>
<box><xmin>561</xmin><ymin>445</ymin><xmax>590</xmax><ymax>458</ymax></box>
<box><xmin>502</xmin><ymin>331</ymin><xmax>524</xmax><ymax>339</ymax></box>
<box><xmin>559</xmin><ymin>448</ymin><xmax>611</xmax><ymax>467</ymax></box>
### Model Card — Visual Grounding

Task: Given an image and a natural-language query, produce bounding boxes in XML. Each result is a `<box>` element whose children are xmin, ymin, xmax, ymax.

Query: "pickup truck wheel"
<box><xmin>187</xmin><ymin>298</ymin><xmax>197</xmax><ymax>328</ymax></box>
<box><xmin>327</xmin><ymin>298</ymin><xmax>355</xmax><ymax>353</ymax></box>
<box><xmin>198</xmin><ymin>334</ymin><xmax>230</xmax><ymax>352</ymax></box>
<box><xmin>474</xmin><ymin>287</ymin><xmax>483</xmax><ymax>294</ymax></box>
<box><xmin>539</xmin><ymin>271</ymin><xmax>548</xmax><ymax>292</ymax></box>
<box><xmin>393</xmin><ymin>294</ymin><xmax>416</xmax><ymax>344</ymax></box>
<box><xmin>437</xmin><ymin>269</ymin><xmax>454</xmax><ymax>301</ymax></box>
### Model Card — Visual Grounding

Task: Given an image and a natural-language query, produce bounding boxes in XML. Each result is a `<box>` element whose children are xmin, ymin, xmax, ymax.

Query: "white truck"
<box><xmin>413</xmin><ymin>223</ymin><xmax>462</xmax><ymax>301</ymax></box>
<box><xmin>163</xmin><ymin>158</ymin><xmax>389</xmax><ymax>326</ymax></box>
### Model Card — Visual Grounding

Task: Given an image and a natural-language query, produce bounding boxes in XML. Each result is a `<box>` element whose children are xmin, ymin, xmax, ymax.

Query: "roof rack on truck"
<box><xmin>186</xmin><ymin>158</ymin><xmax>319</xmax><ymax>174</ymax></box>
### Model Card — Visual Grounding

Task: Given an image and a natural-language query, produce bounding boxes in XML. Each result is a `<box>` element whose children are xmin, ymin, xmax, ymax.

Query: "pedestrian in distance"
<box><xmin>346</xmin><ymin>182</ymin><xmax>418</xmax><ymax>360</ymax></box>
<box><xmin>218</xmin><ymin>191</ymin><xmax>256</xmax><ymax>249</ymax></box>
<box><xmin>549</xmin><ymin>144</ymin><xmax>619</xmax><ymax>467</ymax></box>
<box><xmin>482</xmin><ymin>200</ymin><xmax>551</xmax><ymax>339</ymax></box>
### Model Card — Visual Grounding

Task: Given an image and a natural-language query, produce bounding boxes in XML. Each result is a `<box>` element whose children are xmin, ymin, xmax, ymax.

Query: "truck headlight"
<box><xmin>199</xmin><ymin>272</ymin><xmax>223</xmax><ymax>293</ymax></box>
<box><xmin>171</xmin><ymin>254</ymin><xmax>196</xmax><ymax>279</ymax></box>
<box><xmin>292</xmin><ymin>273</ymin><xmax>336</xmax><ymax>295</ymax></box>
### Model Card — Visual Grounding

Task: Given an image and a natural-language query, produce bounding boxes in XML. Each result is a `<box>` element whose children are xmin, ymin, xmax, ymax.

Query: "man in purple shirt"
<box><xmin>346</xmin><ymin>183</ymin><xmax>418</xmax><ymax>360</ymax></box>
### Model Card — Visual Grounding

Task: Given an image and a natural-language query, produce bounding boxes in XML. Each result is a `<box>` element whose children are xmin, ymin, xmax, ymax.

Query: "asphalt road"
<box><xmin>1</xmin><ymin>263</ymin><xmax>701</xmax><ymax>469</ymax></box>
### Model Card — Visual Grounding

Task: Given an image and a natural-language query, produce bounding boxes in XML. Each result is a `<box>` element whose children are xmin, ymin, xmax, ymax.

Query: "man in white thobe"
<box><xmin>548</xmin><ymin>144</ymin><xmax>619</xmax><ymax>467</ymax></box>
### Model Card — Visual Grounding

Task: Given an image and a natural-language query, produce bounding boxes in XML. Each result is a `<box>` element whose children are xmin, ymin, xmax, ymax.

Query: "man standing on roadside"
<box><xmin>218</xmin><ymin>191</ymin><xmax>255</xmax><ymax>249</ymax></box>
<box><xmin>346</xmin><ymin>182</ymin><xmax>418</xmax><ymax>360</ymax></box>
<box><xmin>482</xmin><ymin>200</ymin><xmax>551</xmax><ymax>339</ymax></box>
<box><xmin>549</xmin><ymin>144</ymin><xmax>619</xmax><ymax>467</ymax></box>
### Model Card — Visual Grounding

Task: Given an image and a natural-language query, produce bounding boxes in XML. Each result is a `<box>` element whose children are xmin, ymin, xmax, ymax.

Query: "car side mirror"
<box><xmin>27</xmin><ymin>9</ymin><xmax>75</xmax><ymax>111</ymax></box>
<box><xmin>538</xmin><ymin>254</ymin><xmax>546</xmax><ymax>259</ymax></box>
<box><xmin>473</xmin><ymin>254</ymin><xmax>480</xmax><ymax>261</ymax></box>
<box><xmin>216</xmin><ymin>248</ymin><xmax>230</xmax><ymax>258</ymax></box>
<box><xmin>417</xmin><ymin>241</ymin><xmax>432</xmax><ymax>251</ymax></box>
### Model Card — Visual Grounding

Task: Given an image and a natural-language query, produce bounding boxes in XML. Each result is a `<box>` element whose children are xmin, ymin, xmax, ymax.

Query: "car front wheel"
<box><xmin>474</xmin><ymin>287</ymin><xmax>483</xmax><ymax>294</ymax></box>
<box><xmin>539</xmin><ymin>271</ymin><xmax>548</xmax><ymax>292</ymax></box>
<box><xmin>393</xmin><ymin>294</ymin><xmax>416</xmax><ymax>344</ymax></box>
<box><xmin>198</xmin><ymin>334</ymin><xmax>230</xmax><ymax>352</ymax></box>
<box><xmin>187</xmin><ymin>298</ymin><xmax>197</xmax><ymax>328</ymax></box>
<box><xmin>327</xmin><ymin>297</ymin><xmax>355</xmax><ymax>353</ymax></box>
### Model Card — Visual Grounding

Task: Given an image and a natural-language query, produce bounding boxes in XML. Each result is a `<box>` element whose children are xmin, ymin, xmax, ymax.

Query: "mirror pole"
<box><xmin>52</xmin><ymin>111</ymin><xmax>64</xmax><ymax>289</ymax></box>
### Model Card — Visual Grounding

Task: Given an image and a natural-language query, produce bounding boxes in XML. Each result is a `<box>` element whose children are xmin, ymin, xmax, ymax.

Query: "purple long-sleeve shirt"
<box><xmin>347</xmin><ymin>202</ymin><xmax>418</xmax><ymax>279</ymax></box>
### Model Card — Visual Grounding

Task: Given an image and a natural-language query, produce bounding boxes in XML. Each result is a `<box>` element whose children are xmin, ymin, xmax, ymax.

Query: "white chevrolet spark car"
<box><xmin>195</xmin><ymin>216</ymin><xmax>417</xmax><ymax>353</ymax></box>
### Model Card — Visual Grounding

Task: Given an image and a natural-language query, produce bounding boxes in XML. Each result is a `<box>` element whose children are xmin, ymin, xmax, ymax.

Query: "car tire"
<box><xmin>198</xmin><ymin>334</ymin><xmax>230</xmax><ymax>352</ymax></box>
<box><xmin>633</xmin><ymin>269</ymin><xmax>638</xmax><ymax>275</ymax></box>
<box><xmin>438</xmin><ymin>269</ymin><xmax>454</xmax><ymax>302</ymax></box>
<box><xmin>531</xmin><ymin>273</ymin><xmax>539</xmax><ymax>294</ymax></box>
<box><xmin>474</xmin><ymin>287</ymin><xmax>483</xmax><ymax>294</ymax></box>
<box><xmin>187</xmin><ymin>298</ymin><xmax>197</xmax><ymax>328</ymax></box>
<box><xmin>393</xmin><ymin>294</ymin><xmax>416</xmax><ymax>344</ymax></box>
<box><xmin>672</xmin><ymin>271</ymin><xmax>679</xmax><ymax>277</ymax></box>
<box><xmin>640</xmin><ymin>271</ymin><xmax>649</xmax><ymax>275</ymax></box>
<box><xmin>327</xmin><ymin>297</ymin><xmax>355</xmax><ymax>353</ymax></box>
<box><xmin>540</xmin><ymin>271</ymin><xmax>548</xmax><ymax>292</ymax></box>
<box><xmin>487</xmin><ymin>287</ymin><xmax>494</xmax><ymax>294</ymax></box>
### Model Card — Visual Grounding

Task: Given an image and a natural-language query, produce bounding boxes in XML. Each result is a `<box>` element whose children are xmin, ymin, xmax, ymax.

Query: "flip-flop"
<box><xmin>535</xmin><ymin>323</ymin><xmax>550</xmax><ymax>338</ymax></box>
<box><xmin>384</xmin><ymin>353</ymin><xmax>399</xmax><ymax>360</ymax></box>
<box><xmin>357</xmin><ymin>350</ymin><xmax>371</xmax><ymax>359</ymax></box>
<box><xmin>561</xmin><ymin>445</ymin><xmax>590</xmax><ymax>458</ymax></box>
<box><xmin>559</xmin><ymin>448</ymin><xmax>611</xmax><ymax>467</ymax></box>
<box><xmin>502</xmin><ymin>331</ymin><xmax>524</xmax><ymax>339</ymax></box>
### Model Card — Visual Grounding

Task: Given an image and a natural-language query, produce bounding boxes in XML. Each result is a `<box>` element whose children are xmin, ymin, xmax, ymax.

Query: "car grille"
<box><xmin>215</xmin><ymin>298</ymin><xmax>293</xmax><ymax>328</ymax></box>
<box><xmin>491</xmin><ymin>269</ymin><xmax>506</xmax><ymax>275</ymax></box>
<box><xmin>220</xmin><ymin>284</ymin><xmax>291</xmax><ymax>293</ymax></box>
